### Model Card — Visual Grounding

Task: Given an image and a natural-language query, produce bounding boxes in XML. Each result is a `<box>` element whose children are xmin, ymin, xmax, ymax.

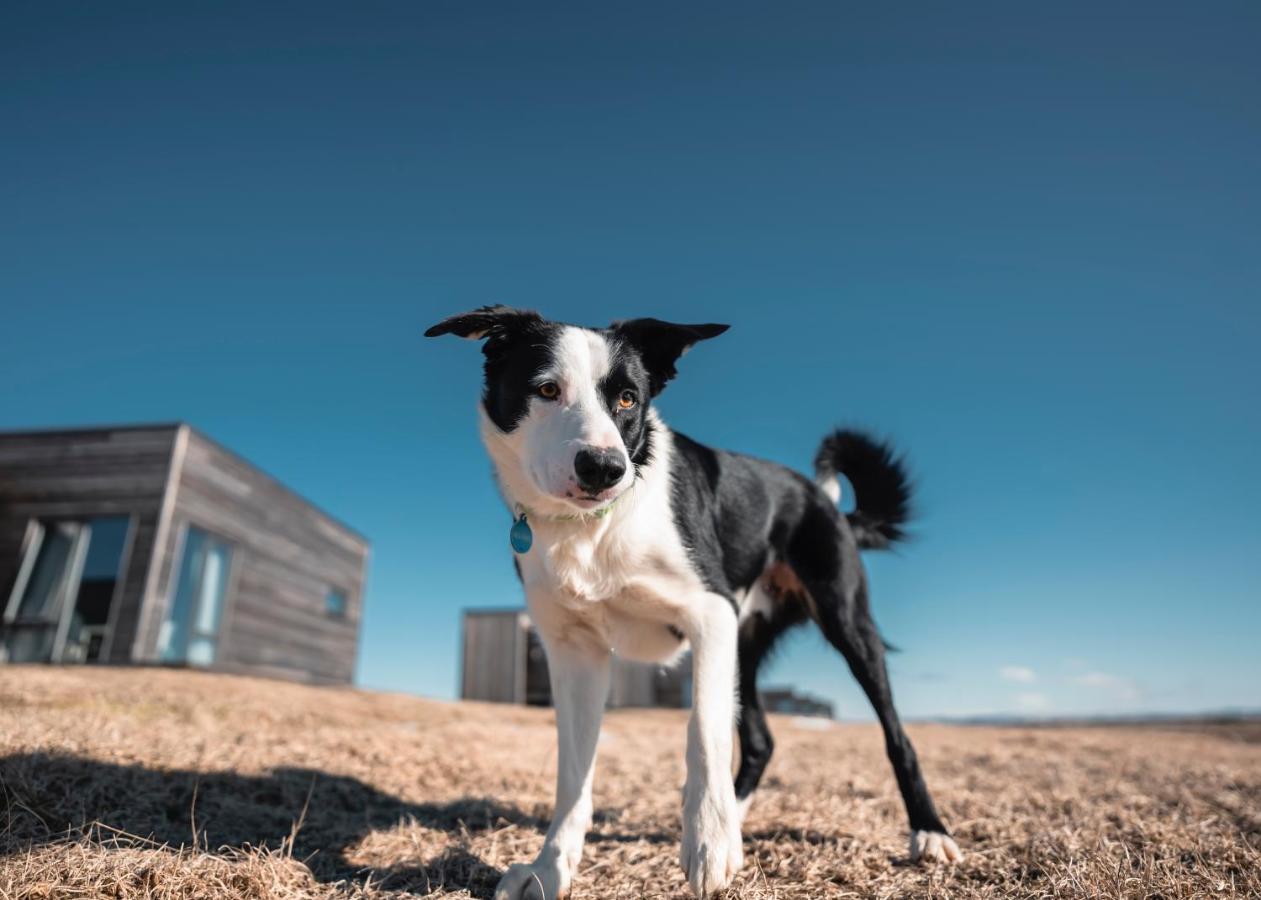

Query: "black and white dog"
<box><xmin>426</xmin><ymin>307</ymin><xmax>961</xmax><ymax>899</ymax></box>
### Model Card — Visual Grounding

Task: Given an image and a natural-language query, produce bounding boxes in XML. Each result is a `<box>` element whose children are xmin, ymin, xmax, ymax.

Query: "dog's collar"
<box><xmin>517</xmin><ymin>492</ymin><xmax>625</xmax><ymax>523</ymax></box>
<box><xmin>509</xmin><ymin>491</ymin><xmax>628</xmax><ymax>554</ymax></box>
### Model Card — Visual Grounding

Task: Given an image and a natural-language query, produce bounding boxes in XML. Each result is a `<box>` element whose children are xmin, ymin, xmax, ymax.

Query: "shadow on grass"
<box><xmin>0</xmin><ymin>751</ymin><xmax>546</xmax><ymax>897</ymax></box>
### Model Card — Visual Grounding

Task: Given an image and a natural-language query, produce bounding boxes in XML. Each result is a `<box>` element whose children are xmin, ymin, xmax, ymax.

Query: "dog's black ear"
<box><xmin>611</xmin><ymin>318</ymin><xmax>729</xmax><ymax>396</ymax></box>
<box><xmin>424</xmin><ymin>306</ymin><xmax>542</xmax><ymax>341</ymax></box>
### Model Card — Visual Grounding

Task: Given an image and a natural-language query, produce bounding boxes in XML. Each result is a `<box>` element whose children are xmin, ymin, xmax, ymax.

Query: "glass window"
<box><xmin>67</xmin><ymin>517</ymin><xmax>131</xmax><ymax>662</ymax></box>
<box><xmin>157</xmin><ymin>527</ymin><xmax>232</xmax><ymax>666</ymax></box>
<box><xmin>325</xmin><ymin>588</ymin><xmax>347</xmax><ymax>618</ymax></box>
<box><xmin>14</xmin><ymin>524</ymin><xmax>76</xmax><ymax>621</ymax></box>
<box><xmin>4</xmin><ymin>517</ymin><xmax>131</xmax><ymax>664</ymax></box>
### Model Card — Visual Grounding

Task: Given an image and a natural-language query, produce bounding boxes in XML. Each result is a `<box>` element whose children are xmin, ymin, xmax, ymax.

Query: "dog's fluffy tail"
<box><xmin>814</xmin><ymin>429</ymin><xmax>913</xmax><ymax>550</ymax></box>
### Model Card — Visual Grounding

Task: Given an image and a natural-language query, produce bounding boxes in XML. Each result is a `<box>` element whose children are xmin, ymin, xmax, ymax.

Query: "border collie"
<box><xmin>426</xmin><ymin>307</ymin><xmax>961</xmax><ymax>898</ymax></box>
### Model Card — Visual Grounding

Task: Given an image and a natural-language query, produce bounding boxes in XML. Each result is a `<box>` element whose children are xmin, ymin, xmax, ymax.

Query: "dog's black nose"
<box><xmin>574</xmin><ymin>447</ymin><xmax>627</xmax><ymax>493</ymax></box>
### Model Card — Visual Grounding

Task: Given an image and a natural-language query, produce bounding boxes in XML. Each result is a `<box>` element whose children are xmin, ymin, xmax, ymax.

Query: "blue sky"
<box><xmin>2</xmin><ymin>2</ymin><xmax>1258</xmax><ymax>719</ymax></box>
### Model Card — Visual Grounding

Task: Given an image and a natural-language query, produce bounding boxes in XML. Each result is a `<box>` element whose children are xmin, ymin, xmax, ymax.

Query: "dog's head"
<box><xmin>426</xmin><ymin>306</ymin><xmax>727</xmax><ymax>515</ymax></box>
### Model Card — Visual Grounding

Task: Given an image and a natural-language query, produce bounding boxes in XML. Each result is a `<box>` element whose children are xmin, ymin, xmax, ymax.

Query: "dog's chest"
<box><xmin>522</xmin><ymin>512</ymin><xmax>704</xmax><ymax>619</ymax></box>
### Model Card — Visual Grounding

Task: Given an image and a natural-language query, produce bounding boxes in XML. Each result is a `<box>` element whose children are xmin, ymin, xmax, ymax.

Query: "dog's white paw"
<box><xmin>494</xmin><ymin>859</ymin><xmax>570</xmax><ymax>900</ymax></box>
<box><xmin>681</xmin><ymin>785</ymin><xmax>744</xmax><ymax>896</ymax></box>
<box><xmin>909</xmin><ymin>830</ymin><xmax>963</xmax><ymax>864</ymax></box>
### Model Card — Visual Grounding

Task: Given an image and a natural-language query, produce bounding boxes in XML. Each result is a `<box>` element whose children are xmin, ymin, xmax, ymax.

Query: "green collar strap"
<box><xmin>509</xmin><ymin>490</ymin><xmax>629</xmax><ymax>554</ymax></box>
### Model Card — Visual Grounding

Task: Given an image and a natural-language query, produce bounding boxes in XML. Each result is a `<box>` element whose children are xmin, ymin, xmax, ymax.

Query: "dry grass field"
<box><xmin>1</xmin><ymin>666</ymin><xmax>1258</xmax><ymax>899</ymax></box>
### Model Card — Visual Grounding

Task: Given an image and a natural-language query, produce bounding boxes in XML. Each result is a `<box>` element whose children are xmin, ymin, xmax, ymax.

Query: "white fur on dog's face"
<box><xmin>488</xmin><ymin>327</ymin><xmax>635</xmax><ymax>512</ymax></box>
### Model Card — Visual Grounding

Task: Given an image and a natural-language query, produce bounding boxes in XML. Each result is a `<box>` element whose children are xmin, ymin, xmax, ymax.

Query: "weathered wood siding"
<box><xmin>0</xmin><ymin>425</ymin><xmax>178</xmax><ymax>663</ymax></box>
<box><xmin>461</xmin><ymin>610</ymin><xmax>528</xmax><ymax>703</ymax></box>
<box><xmin>460</xmin><ymin>609</ymin><xmax>690</xmax><ymax>708</ymax></box>
<box><xmin>135</xmin><ymin>428</ymin><xmax>368</xmax><ymax>685</ymax></box>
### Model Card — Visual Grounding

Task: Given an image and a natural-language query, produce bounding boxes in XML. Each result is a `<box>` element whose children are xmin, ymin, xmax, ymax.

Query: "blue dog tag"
<box><xmin>510</xmin><ymin>512</ymin><xmax>533</xmax><ymax>554</ymax></box>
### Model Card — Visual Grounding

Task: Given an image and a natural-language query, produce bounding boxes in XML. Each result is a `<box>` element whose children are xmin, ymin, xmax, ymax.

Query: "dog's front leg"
<box><xmin>495</xmin><ymin>632</ymin><xmax>610</xmax><ymax>900</ymax></box>
<box><xmin>679</xmin><ymin>593</ymin><xmax>743</xmax><ymax>897</ymax></box>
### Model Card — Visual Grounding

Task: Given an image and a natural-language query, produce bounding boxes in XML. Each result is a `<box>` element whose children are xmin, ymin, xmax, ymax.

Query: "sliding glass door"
<box><xmin>2</xmin><ymin>517</ymin><xmax>131</xmax><ymax>664</ymax></box>
<box><xmin>156</xmin><ymin>526</ymin><xmax>233</xmax><ymax>666</ymax></box>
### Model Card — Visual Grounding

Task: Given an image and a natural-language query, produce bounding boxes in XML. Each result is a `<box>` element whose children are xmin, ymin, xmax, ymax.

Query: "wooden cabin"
<box><xmin>0</xmin><ymin>424</ymin><xmax>368</xmax><ymax>685</ymax></box>
<box><xmin>461</xmin><ymin>609</ymin><xmax>690</xmax><ymax>708</ymax></box>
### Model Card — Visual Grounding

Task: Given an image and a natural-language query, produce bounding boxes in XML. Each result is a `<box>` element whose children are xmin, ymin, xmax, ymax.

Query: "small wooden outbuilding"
<box><xmin>460</xmin><ymin>608</ymin><xmax>690</xmax><ymax>708</ymax></box>
<box><xmin>0</xmin><ymin>424</ymin><xmax>368</xmax><ymax>684</ymax></box>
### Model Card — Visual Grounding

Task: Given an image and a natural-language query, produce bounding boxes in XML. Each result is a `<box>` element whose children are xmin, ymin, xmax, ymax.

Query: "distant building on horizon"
<box><xmin>0</xmin><ymin>424</ymin><xmax>368</xmax><ymax>684</ymax></box>
<box><xmin>461</xmin><ymin>608</ymin><xmax>690</xmax><ymax>708</ymax></box>
<box><xmin>760</xmin><ymin>686</ymin><xmax>835</xmax><ymax>719</ymax></box>
<box><xmin>460</xmin><ymin>609</ymin><xmax>835</xmax><ymax>718</ymax></box>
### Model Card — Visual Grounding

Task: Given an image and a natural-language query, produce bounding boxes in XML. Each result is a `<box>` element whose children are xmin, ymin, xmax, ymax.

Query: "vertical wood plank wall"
<box><xmin>460</xmin><ymin>609</ymin><xmax>689</xmax><ymax>708</ymax></box>
<box><xmin>461</xmin><ymin>610</ymin><xmax>527</xmax><ymax>703</ymax></box>
<box><xmin>0</xmin><ymin>426</ymin><xmax>178</xmax><ymax>662</ymax></box>
<box><xmin>134</xmin><ymin>428</ymin><xmax>369</xmax><ymax>684</ymax></box>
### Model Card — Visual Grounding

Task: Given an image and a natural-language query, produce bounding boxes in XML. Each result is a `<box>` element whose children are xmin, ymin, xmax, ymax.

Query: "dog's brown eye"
<box><xmin>618</xmin><ymin>390</ymin><xmax>637</xmax><ymax>410</ymax></box>
<box><xmin>537</xmin><ymin>382</ymin><xmax>560</xmax><ymax>400</ymax></box>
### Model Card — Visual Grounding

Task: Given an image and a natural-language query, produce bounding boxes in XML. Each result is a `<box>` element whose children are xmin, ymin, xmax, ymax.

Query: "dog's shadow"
<box><xmin>0</xmin><ymin>751</ymin><xmax>546</xmax><ymax>897</ymax></box>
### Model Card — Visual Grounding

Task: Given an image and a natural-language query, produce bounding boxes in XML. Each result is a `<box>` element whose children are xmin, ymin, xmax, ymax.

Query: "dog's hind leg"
<box><xmin>787</xmin><ymin>505</ymin><xmax>962</xmax><ymax>864</ymax></box>
<box><xmin>735</xmin><ymin>592</ymin><xmax>807</xmax><ymax>820</ymax></box>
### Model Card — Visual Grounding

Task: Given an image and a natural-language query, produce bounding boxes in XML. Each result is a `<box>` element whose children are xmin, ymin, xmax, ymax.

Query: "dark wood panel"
<box><xmin>222</xmin><ymin>625</ymin><xmax>354</xmax><ymax>676</ymax></box>
<box><xmin>209</xmin><ymin>657</ymin><xmax>348</xmax><ymax>685</ymax></box>
<box><xmin>231</xmin><ymin>559</ymin><xmax>362</xmax><ymax>618</ymax></box>
<box><xmin>0</xmin><ymin>522</ymin><xmax>31</xmax><ymax>609</ymax></box>
<box><xmin>0</xmin><ymin>428</ymin><xmax>178</xmax><ymax>496</ymax></box>
<box><xmin>230</xmin><ymin>581</ymin><xmax>361</xmax><ymax>636</ymax></box>
<box><xmin>222</xmin><ymin>629</ymin><xmax>354</xmax><ymax>682</ymax></box>
<box><xmin>225</xmin><ymin>609</ymin><xmax>356</xmax><ymax>659</ymax></box>
<box><xmin>0</xmin><ymin>430</ymin><xmax>177</xmax><ymax>463</ymax></box>
<box><xmin>0</xmin><ymin>476</ymin><xmax>168</xmax><ymax>502</ymax></box>
<box><xmin>461</xmin><ymin>612</ymin><xmax>526</xmax><ymax>703</ymax></box>
<box><xmin>0</xmin><ymin>455</ymin><xmax>174</xmax><ymax>478</ymax></box>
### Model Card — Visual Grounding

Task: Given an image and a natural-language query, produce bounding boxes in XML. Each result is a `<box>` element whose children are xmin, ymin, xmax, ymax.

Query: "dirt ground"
<box><xmin>1</xmin><ymin>666</ymin><xmax>1258</xmax><ymax>899</ymax></box>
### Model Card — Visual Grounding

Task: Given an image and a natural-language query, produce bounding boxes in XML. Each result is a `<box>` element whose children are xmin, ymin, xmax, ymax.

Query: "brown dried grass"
<box><xmin>1</xmin><ymin>665</ymin><xmax>1258</xmax><ymax>899</ymax></box>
